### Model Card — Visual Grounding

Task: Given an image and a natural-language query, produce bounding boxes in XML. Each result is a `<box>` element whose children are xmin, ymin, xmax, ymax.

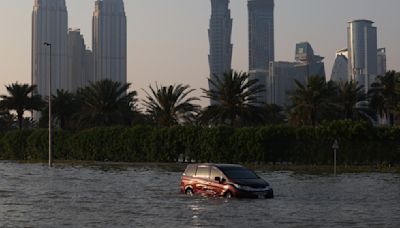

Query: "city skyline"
<box><xmin>1</xmin><ymin>0</ymin><xmax>400</xmax><ymax>106</ymax></box>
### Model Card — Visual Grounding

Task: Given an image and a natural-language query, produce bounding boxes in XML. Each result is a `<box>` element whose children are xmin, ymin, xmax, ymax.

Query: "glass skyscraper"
<box><xmin>208</xmin><ymin>0</ymin><xmax>233</xmax><ymax>104</ymax></box>
<box><xmin>248</xmin><ymin>0</ymin><xmax>274</xmax><ymax>71</ymax></box>
<box><xmin>67</xmin><ymin>29</ymin><xmax>93</xmax><ymax>92</ymax></box>
<box><xmin>208</xmin><ymin>0</ymin><xmax>232</xmax><ymax>79</ymax></box>
<box><xmin>32</xmin><ymin>0</ymin><xmax>68</xmax><ymax>96</ymax></box>
<box><xmin>93</xmin><ymin>0</ymin><xmax>127</xmax><ymax>84</ymax></box>
<box><xmin>248</xmin><ymin>0</ymin><xmax>275</xmax><ymax>103</ymax></box>
<box><xmin>347</xmin><ymin>20</ymin><xmax>378</xmax><ymax>93</ymax></box>
<box><xmin>331</xmin><ymin>49</ymin><xmax>349</xmax><ymax>83</ymax></box>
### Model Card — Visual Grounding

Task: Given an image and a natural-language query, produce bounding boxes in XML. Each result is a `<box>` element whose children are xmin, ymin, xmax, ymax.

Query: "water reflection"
<box><xmin>0</xmin><ymin>162</ymin><xmax>399</xmax><ymax>227</ymax></box>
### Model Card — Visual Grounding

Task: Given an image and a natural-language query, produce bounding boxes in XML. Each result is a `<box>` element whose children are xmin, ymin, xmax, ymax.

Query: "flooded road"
<box><xmin>0</xmin><ymin>162</ymin><xmax>399</xmax><ymax>227</ymax></box>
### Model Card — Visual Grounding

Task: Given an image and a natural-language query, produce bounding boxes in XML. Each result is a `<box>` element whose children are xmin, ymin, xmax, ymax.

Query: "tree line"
<box><xmin>1</xmin><ymin>122</ymin><xmax>399</xmax><ymax>165</ymax></box>
<box><xmin>0</xmin><ymin>70</ymin><xmax>399</xmax><ymax>131</ymax></box>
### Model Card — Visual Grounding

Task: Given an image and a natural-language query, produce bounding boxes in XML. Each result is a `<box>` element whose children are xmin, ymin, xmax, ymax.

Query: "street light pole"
<box><xmin>44</xmin><ymin>42</ymin><xmax>52</xmax><ymax>168</ymax></box>
<box><xmin>332</xmin><ymin>140</ymin><xmax>339</xmax><ymax>176</ymax></box>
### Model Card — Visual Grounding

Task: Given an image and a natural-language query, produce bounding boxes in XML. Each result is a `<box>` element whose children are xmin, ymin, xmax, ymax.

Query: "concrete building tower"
<box><xmin>208</xmin><ymin>0</ymin><xmax>233</xmax><ymax>103</ymax></box>
<box><xmin>377</xmin><ymin>48</ymin><xmax>387</xmax><ymax>76</ymax></box>
<box><xmin>32</xmin><ymin>0</ymin><xmax>68</xmax><ymax>96</ymax></box>
<box><xmin>67</xmin><ymin>29</ymin><xmax>93</xmax><ymax>92</ymax></box>
<box><xmin>347</xmin><ymin>20</ymin><xmax>378</xmax><ymax>93</ymax></box>
<box><xmin>248</xmin><ymin>0</ymin><xmax>275</xmax><ymax>103</ymax></box>
<box><xmin>92</xmin><ymin>0</ymin><xmax>127</xmax><ymax>83</ymax></box>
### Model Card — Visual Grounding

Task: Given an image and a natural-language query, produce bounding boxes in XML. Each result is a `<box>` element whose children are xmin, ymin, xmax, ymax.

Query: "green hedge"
<box><xmin>0</xmin><ymin>121</ymin><xmax>399</xmax><ymax>165</ymax></box>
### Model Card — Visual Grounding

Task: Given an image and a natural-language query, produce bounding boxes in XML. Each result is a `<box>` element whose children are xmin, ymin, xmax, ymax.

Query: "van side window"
<box><xmin>210</xmin><ymin>167</ymin><xmax>223</xmax><ymax>181</ymax></box>
<box><xmin>184</xmin><ymin>165</ymin><xmax>196</xmax><ymax>177</ymax></box>
<box><xmin>195</xmin><ymin>166</ymin><xmax>210</xmax><ymax>179</ymax></box>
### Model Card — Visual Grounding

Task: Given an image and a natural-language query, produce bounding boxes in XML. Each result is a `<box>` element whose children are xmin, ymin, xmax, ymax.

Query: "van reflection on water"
<box><xmin>180</xmin><ymin>164</ymin><xmax>274</xmax><ymax>199</ymax></box>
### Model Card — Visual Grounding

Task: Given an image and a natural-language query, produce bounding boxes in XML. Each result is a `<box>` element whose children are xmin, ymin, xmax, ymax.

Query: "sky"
<box><xmin>0</xmin><ymin>0</ymin><xmax>399</xmax><ymax>106</ymax></box>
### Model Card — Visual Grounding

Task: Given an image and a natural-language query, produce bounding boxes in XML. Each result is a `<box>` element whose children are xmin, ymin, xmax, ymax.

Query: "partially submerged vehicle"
<box><xmin>180</xmin><ymin>164</ymin><xmax>274</xmax><ymax>199</ymax></box>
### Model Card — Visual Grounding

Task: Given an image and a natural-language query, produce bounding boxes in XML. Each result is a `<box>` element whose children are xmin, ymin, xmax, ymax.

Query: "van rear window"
<box><xmin>195</xmin><ymin>166</ymin><xmax>210</xmax><ymax>179</ymax></box>
<box><xmin>184</xmin><ymin>165</ymin><xmax>196</xmax><ymax>177</ymax></box>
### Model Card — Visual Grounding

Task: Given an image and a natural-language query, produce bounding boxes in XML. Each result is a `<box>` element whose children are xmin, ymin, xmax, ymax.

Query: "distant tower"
<box><xmin>92</xmin><ymin>0</ymin><xmax>127</xmax><ymax>83</ymax></box>
<box><xmin>208</xmin><ymin>0</ymin><xmax>233</xmax><ymax>103</ymax></box>
<box><xmin>32</xmin><ymin>0</ymin><xmax>68</xmax><ymax>95</ymax></box>
<box><xmin>377</xmin><ymin>48</ymin><xmax>387</xmax><ymax>76</ymax></box>
<box><xmin>248</xmin><ymin>0</ymin><xmax>275</xmax><ymax>103</ymax></box>
<box><xmin>347</xmin><ymin>20</ymin><xmax>378</xmax><ymax>93</ymax></box>
<box><xmin>248</xmin><ymin>0</ymin><xmax>274</xmax><ymax>71</ymax></box>
<box><xmin>331</xmin><ymin>49</ymin><xmax>349</xmax><ymax>83</ymax></box>
<box><xmin>268</xmin><ymin>42</ymin><xmax>325</xmax><ymax>106</ymax></box>
<box><xmin>67</xmin><ymin>29</ymin><xmax>93</xmax><ymax>91</ymax></box>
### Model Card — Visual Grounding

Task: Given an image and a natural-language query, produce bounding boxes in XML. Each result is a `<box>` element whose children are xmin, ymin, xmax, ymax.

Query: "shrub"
<box><xmin>0</xmin><ymin>121</ymin><xmax>399</xmax><ymax>165</ymax></box>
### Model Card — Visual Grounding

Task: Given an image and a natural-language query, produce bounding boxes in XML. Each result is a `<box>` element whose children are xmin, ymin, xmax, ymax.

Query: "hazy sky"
<box><xmin>0</xmin><ymin>0</ymin><xmax>399</xmax><ymax>106</ymax></box>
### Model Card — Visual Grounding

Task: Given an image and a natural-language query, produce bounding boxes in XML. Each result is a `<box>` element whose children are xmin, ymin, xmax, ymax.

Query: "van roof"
<box><xmin>192</xmin><ymin>163</ymin><xmax>244</xmax><ymax>168</ymax></box>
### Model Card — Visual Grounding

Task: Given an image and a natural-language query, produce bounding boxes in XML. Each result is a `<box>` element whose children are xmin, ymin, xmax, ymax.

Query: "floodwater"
<box><xmin>0</xmin><ymin>162</ymin><xmax>399</xmax><ymax>228</ymax></box>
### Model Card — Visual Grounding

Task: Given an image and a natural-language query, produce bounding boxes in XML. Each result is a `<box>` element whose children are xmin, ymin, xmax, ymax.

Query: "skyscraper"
<box><xmin>32</xmin><ymin>0</ymin><xmax>68</xmax><ymax>96</ymax></box>
<box><xmin>93</xmin><ymin>0</ymin><xmax>127</xmax><ymax>83</ymax></box>
<box><xmin>248</xmin><ymin>0</ymin><xmax>274</xmax><ymax>70</ymax></box>
<box><xmin>377</xmin><ymin>48</ymin><xmax>387</xmax><ymax>76</ymax></box>
<box><xmin>208</xmin><ymin>0</ymin><xmax>233</xmax><ymax>102</ymax></box>
<box><xmin>347</xmin><ymin>20</ymin><xmax>378</xmax><ymax>93</ymax></box>
<box><xmin>331</xmin><ymin>49</ymin><xmax>349</xmax><ymax>82</ymax></box>
<box><xmin>268</xmin><ymin>42</ymin><xmax>325</xmax><ymax>106</ymax></box>
<box><xmin>67</xmin><ymin>29</ymin><xmax>93</xmax><ymax>92</ymax></box>
<box><xmin>248</xmin><ymin>0</ymin><xmax>275</xmax><ymax>103</ymax></box>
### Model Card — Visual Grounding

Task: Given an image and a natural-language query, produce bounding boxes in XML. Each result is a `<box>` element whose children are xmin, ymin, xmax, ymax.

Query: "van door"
<box><xmin>193</xmin><ymin>166</ymin><xmax>210</xmax><ymax>195</ymax></box>
<box><xmin>208</xmin><ymin>167</ymin><xmax>227</xmax><ymax>197</ymax></box>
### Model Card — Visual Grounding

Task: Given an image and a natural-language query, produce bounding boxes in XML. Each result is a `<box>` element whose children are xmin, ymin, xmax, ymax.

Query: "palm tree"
<box><xmin>40</xmin><ymin>90</ymin><xmax>78</xmax><ymax>129</ymax></box>
<box><xmin>0</xmin><ymin>83</ymin><xmax>43</xmax><ymax>129</ymax></box>
<box><xmin>369</xmin><ymin>71</ymin><xmax>400</xmax><ymax>125</ymax></box>
<box><xmin>288</xmin><ymin>75</ymin><xmax>336</xmax><ymax>126</ymax></box>
<box><xmin>0</xmin><ymin>110</ymin><xmax>15</xmax><ymax>132</ymax></box>
<box><xmin>76</xmin><ymin>79</ymin><xmax>138</xmax><ymax>128</ymax></box>
<box><xmin>201</xmin><ymin>70</ymin><xmax>265</xmax><ymax>127</ymax></box>
<box><xmin>336</xmin><ymin>80</ymin><xmax>366</xmax><ymax>120</ymax></box>
<box><xmin>143</xmin><ymin>84</ymin><xmax>200</xmax><ymax>126</ymax></box>
<box><xmin>262</xmin><ymin>104</ymin><xmax>286</xmax><ymax>125</ymax></box>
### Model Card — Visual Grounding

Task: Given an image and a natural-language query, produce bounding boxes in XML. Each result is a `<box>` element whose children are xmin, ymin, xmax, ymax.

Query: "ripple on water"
<box><xmin>0</xmin><ymin>162</ymin><xmax>400</xmax><ymax>227</ymax></box>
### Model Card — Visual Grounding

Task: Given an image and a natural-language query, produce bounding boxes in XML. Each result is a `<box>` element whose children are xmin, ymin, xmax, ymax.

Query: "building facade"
<box><xmin>268</xmin><ymin>42</ymin><xmax>325</xmax><ymax>107</ymax></box>
<box><xmin>377</xmin><ymin>48</ymin><xmax>387</xmax><ymax>76</ymax></box>
<box><xmin>208</xmin><ymin>0</ymin><xmax>233</xmax><ymax>104</ymax></box>
<box><xmin>67</xmin><ymin>29</ymin><xmax>93</xmax><ymax>92</ymax></box>
<box><xmin>92</xmin><ymin>0</ymin><xmax>127</xmax><ymax>83</ymax></box>
<box><xmin>331</xmin><ymin>48</ymin><xmax>349</xmax><ymax>83</ymax></box>
<box><xmin>347</xmin><ymin>20</ymin><xmax>378</xmax><ymax>93</ymax></box>
<box><xmin>84</xmin><ymin>50</ymin><xmax>94</xmax><ymax>85</ymax></box>
<box><xmin>248</xmin><ymin>0</ymin><xmax>275</xmax><ymax>71</ymax></box>
<box><xmin>248</xmin><ymin>0</ymin><xmax>275</xmax><ymax>103</ymax></box>
<box><xmin>32</xmin><ymin>0</ymin><xmax>68</xmax><ymax>96</ymax></box>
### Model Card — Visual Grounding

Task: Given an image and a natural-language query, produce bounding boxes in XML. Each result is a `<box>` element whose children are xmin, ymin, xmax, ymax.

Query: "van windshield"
<box><xmin>219</xmin><ymin>167</ymin><xmax>259</xmax><ymax>180</ymax></box>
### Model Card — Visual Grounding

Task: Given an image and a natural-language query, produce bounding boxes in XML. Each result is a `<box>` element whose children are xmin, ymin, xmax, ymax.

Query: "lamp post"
<box><xmin>44</xmin><ymin>42</ymin><xmax>52</xmax><ymax>168</ymax></box>
<box><xmin>332</xmin><ymin>139</ymin><xmax>339</xmax><ymax>176</ymax></box>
